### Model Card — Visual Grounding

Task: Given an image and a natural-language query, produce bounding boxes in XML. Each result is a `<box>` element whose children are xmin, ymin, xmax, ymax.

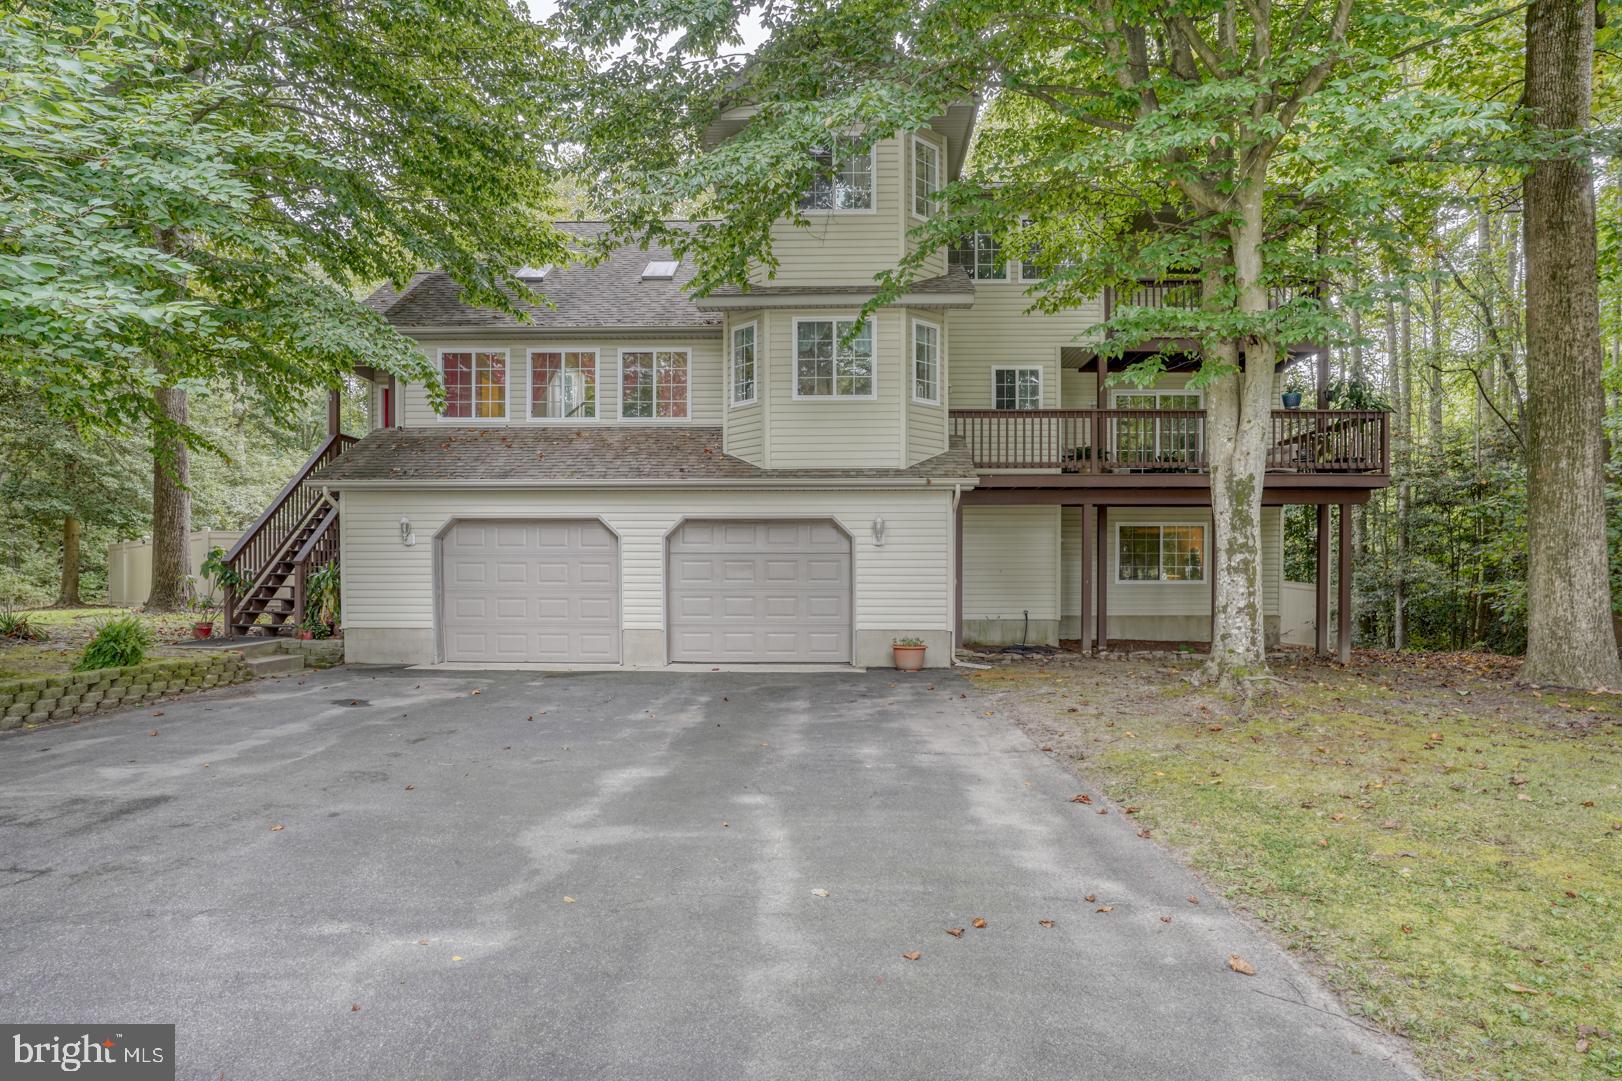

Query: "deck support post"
<box><xmin>954</xmin><ymin>497</ymin><xmax>964</xmax><ymax>651</ymax></box>
<box><xmin>1079</xmin><ymin>504</ymin><xmax>1095</xmax><ymax>654</ymax></box>
<box><xmin>1337</xmin><ymin>503</ymin><xmax>1353</xmax><ymax>664</ymax></box>
<box><xmin>1316</xmin><ymin>348</ymin><xmax>1330</xmax><ymax>410</ymax></box>
<box><xmin>1315</xmin><ymin>503</ymin><xmax>1331</xmax><ymax>656</ymax></box>
<box><xmin>1096</xmin><ymin>505</ymin><xmax>1109</xmax><ymax>652</ymax></box>
<box><xmin>326</xmin><ymin>388</ymin><xmax>342</xmax><ymax>438</ymax></box>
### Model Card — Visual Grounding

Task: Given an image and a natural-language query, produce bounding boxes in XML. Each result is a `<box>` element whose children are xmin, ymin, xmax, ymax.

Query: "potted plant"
<box><xmin>188</xmin><ymin>593</ymin><xmax>220</xmax><ymax>639</ymax></box>
<box><xmin>1280</xmin><ymin>378</ymin><xmax>1305</xmax><ymax>410</ymax></box>
<box><xmin>892</xmin><ymin>636</ymin><xmax>927</xmax><ymax>672</ymax></box>
<box><xmin>297</xmin><ymin>616</ymin><xmax>331</xmax><ymax>641</ymax></box>
<box><xmin>305</xmin><ymin>560</ymin><xmax>342</xmax><ymax>638</ymax></box>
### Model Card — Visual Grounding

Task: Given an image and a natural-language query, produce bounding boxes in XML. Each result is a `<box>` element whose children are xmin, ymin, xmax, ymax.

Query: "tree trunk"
<box><xmin>1427</xmin><ymin>268</ymin><xmax>1445</xmax><ymax>453</ymax></box>
<box><xmin>57</xmin><ymin>515</ymin><xmax>82</xmax><ymax>607</ymax></box>
<box><xmin>1521</xmin><ymin>0</ymin><xmax>1620</xmax><ymax>687</ymax></box>
<box><xmin>1203</xmin><ymin>199</ymin><xmax>1276</xmax><ymax>684</ymax></box>
<box><xmin>146</xmin><ymin>385</ymin><xmax>193</xmax><ymax>611</ymax></box>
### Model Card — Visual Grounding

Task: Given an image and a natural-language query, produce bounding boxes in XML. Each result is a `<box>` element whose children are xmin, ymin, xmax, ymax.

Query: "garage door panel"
<box><xmin>668</xmin><ymin>520</ymin><xmax>851</xmax><ymax>663</ymax></box>
<box><xmin>441</xmin><ymin>519</ymin><xmax>620</xmax><ymax>664</ymax></box>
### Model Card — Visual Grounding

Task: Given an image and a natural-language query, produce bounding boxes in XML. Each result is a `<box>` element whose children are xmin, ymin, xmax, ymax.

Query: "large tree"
<box><xmin>1</xmin><ymin>1</ymin><xmax>574</xmax><ymax>608</ymax></box>
<box><xmin>559</xmin><ymin>0</ymin><xmax>1499</xmax><ymax>682</ymax></box>
<box><xmin>1519</xmin><ymin>0</ymin><xmax>1621</xmax><ymax>688</ymax></box>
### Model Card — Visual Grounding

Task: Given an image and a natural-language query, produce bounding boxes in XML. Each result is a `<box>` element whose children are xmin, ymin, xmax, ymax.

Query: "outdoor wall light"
<box><xmin>399</xmin><ymin>516</ymin><xmax>416</xmax><ymax>547</ymax></box>
<box><xmin>872</xmin><ymin>516</ymin><xmax>886</xmax><ymax>547</ymax></box>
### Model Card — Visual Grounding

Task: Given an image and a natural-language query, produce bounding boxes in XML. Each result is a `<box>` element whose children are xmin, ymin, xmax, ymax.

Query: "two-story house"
<box><xmin>219</xmin><ymin>102</ymin><xmax>1388</xmax><ymax>668</ymax></box>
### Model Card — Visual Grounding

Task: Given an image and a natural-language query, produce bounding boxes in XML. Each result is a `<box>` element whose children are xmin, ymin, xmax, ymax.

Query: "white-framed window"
<box><xmin>912</xmin><ymin>319</ymin><xmax>940</xmax><ymax>404</ymax></box>
<box><xmin>620</xmin><ymin>348</ymin><xmax>691</xmax><ymax>419</ymax></box>
<box><xmin>800</xmin><ymin>138</ymin><xmax>874</xmax><ymax>211</ymax></box>
<box><xmin>948</xmin><ymin>232</ymin><xmax>1006</xmax><ymax>280</ymax></box>
<box><xmin>529</xmin><ymin>349</ymin><xmax>597</xmax><ymax>421</ymax></box>
<box><xmin>993</xmin><ymin>366</ymin><xmax>1041</xmax><ymax>410</ymax></box>
<box><xmin>1116</xmin><ymin>523</ymin><xmax>1207</xmax><ymax>583</ymax></box>
<box><xmin>439</xmin><ymin>348</ymin><xmax>508</xmax><ymax>420</ymax></box>
<box><xmin>1113</xmin><ymin>389</ymin><xmax>1202</xmax><ymax>463</ymax></box>
<box><xmin>731</xmin><ymin>321</ymin><xmax>757</xmax><ymax>406</ymax></box>
<box><xmin>912</xmin><ymin>136</ymin><xmax>940</xmax><ymax>218</ymax></box>
<box><xmin>794</xmin><ymin>317</ymin><xmax>875</xmax><ymax>399</ymax></box>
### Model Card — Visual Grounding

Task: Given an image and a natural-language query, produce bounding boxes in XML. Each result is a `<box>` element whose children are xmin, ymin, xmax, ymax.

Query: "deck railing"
<box><xmin>948</xmin><ymin>408</ymin><xmax>1388</xmax><ymax>475</ymax></box>
<box><xmin>1100</xmin><ymin>279</ymin><xmax>1317</xmax><ymax>323</ymax></box>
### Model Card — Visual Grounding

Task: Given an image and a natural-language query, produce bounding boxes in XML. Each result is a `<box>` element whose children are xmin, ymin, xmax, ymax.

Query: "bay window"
<box><xmin>795</xmin><ymin>318</ymin><xmax>874</xmax><ymax>398</ymax></box>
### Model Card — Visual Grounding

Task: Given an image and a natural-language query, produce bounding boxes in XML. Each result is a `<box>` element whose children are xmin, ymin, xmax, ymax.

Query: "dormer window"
<box><xmin>949</xmin><ymin>233</ymin><xmax>1006</xmax><ymax>280</ymax></box>
<box><xmin>799</xmin><ymin>138</ymin><xmax>873</xmax><ymax>211</ymax></box>
<box><xmin>642</xmin><ymin>259</ymin><xmax>679</xmax><ymax>280</ymax></box>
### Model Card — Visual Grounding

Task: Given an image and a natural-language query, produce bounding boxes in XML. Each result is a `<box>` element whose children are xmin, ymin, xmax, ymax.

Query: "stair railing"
<box><xmin>290</xmin><ymin>498</ymin><xmax>341</xmax><ymax>630</ymax></box>
<box><xmin>223</xmin><ymin>433</ymin><xmax>355</xmax><ymax>632</ymax></box>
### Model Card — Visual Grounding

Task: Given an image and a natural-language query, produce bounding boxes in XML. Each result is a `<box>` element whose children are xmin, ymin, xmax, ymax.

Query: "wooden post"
<box><xmin>1079</xmin><ymin>504</ymin><xmax>1095</xmax><ymax>654</ymax></box>
<box><xmin>293</xmin><ymin>559</ymin><xmax>308</xmax><ymax>631</ymax></box>
<box><xmin>954</xmin><ymin>498</ymin><xmax>964</xmax><ymax>649</ymax></box>
<box><xmin>1096</xmin><ymin>505</ymin><xmax>1109</xmax><ymax>651</ymax></box>
<box><xmin>1316</xmin><ymin>347</ymin><xmax>1330</xmax><ymax>410</ymax></box>
<box><xmin>1315</xmin><ymin>504</ymin><xmax>1331</xmax><ymax>655</ymax></box>
<box><xmin>1337</xmin><ymin>504</ymin><xmax>1353</xmax><ymax>664</ymax></box>
<box><xmin>327</xmin><ymin>388</ymin><xmax>342</xmax><ymax>437</ymax></box>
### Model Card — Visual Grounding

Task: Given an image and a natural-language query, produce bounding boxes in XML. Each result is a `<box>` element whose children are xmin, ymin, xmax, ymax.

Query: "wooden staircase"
<box><xmin>223</xmin><ymin>433</ymin><xmax>355</xmax><ymax>638</ymax></box>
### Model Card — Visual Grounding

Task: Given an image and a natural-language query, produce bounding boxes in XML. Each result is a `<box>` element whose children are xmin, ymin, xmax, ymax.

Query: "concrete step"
<box><xmin>244</xmin><ymin>653</ymin><xmax>305</xmax><ymax>678</ymax></box>
<box><xmin>231</xmin><ymin>639</ymin><xmax>287</xmax><ymax>659</ymax></box>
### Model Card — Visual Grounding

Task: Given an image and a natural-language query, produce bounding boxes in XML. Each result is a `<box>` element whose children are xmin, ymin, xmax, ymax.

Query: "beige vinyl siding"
<box><xmin>961</xmin><ymin>505</ymin><xmax>1061</xmax><ymax>622</ymax></box>
<box><xmin>946</xmin><ymin>288</ymin><xmax>1103</xmax><ymax>410</ymax></box>
<box><xmin>750</xmin><ymin>137</ymin><xmax>906</xmax><ymax>289</ymax></box>
<box><xmin>1058</xmin><ymin>506</ymin><xmax>1283</xmax><ymax>623</ymax></box>
<box><xmin>395</xmin><ymin>335</ymin><xmax>723</xmax><ymax>428</ymax></box>
<box><xmin>339</xmin><ymin>487</ymin><xmax>952</xmax><ymax>634</ymax></box>
<box><xmin>763</xmin><ymin>307</ymin><xmax>906</xmax><ymax>468</ymax></box>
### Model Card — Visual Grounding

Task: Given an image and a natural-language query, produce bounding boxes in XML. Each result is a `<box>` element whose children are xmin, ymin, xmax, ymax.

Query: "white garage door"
<box><xmin>667</xmin><ymin>520</ymin><xmax>851</xmax><ymax>663</ymax></box>
<box><xmin>439</xmin><ymin>520</ymin><xmax>620</xmax><ymax>663</ymax></box>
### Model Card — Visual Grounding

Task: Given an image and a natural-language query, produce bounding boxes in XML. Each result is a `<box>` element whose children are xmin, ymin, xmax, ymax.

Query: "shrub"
<box><xmin>75</xmin><ymin>615</ymin><xmax>153</xmax><ymax>671</ymax></box>
<box><xmin>0</xmin><ymin>602</ymin><xmax>47</xmax><ymax>642</ymax></box>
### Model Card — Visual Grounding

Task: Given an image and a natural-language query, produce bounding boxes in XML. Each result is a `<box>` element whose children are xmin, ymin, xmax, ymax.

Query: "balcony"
<box><xmin>948</xmin><ymin>408</ymin><xmax>1389</xmax><ymax>482</ymax></box>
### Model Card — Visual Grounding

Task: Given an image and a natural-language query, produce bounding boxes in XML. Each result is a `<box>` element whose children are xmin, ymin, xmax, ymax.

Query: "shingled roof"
<box><xmin>314</xmin><ymin>426</ymin><xmax>977</xmax><ymax>485</ymax></box>
<box><xmin>367</xmin><ymin>222</ymin><xmax>721</xmax><ymax>332</ymax></box>
<box><xmin>700</xmin><ymin>266</ymin><xmax>975</xmax><ymax>304</ymax></box>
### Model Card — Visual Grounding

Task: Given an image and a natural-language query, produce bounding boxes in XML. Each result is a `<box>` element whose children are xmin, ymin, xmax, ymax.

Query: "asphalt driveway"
<box><xmin>0</xmin><ymin>668</ymin><xmax>1414</xmax><ymax>1080</ymax></box>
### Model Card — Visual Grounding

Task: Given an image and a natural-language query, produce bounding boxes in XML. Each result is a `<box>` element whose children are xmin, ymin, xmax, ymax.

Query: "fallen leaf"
<box><xmin>971</xmin><ymin>917</ymin><xmax>987</xmax><ymax>929</ymax></box>
<box><xmin>1317</xmin><ymin>838</ymin><xmax>1329</xmax><ymax>847</ymax></box>
<box><xmin>1504</xmin><ymin>983</ymin><xmax>1538</xmax><ymax>995</ymax></box>
<box><xmin>1084</xmin><ymin>894</ymin><xmax>1097</xmax><ymax>902</ymax></box>
<box><xmin>1070</xmin><ymin>794</ymin><xmax>1093</xmax><ymax>804</ymax></box>
<box><xmin>1227</xmin><ymin>954</ymin><xmax>1256</xmax><ymax>976</ymax></box>
<box><xmin>811</xmin><ymin>888</ymin><xmax>830</xmax><ymax>898</ymax></box>
<box><xmin>404</xmin><ymin>784</ymin><xmax>415</xmax><ymax>791</ymax></box>
<box><xmin>902</xmin><ymin>951</ymin><xmax>922</xmax><ymax>961</ymax></box>
<box><xmin>270</xmin><ymin>824</ymin><xmax>284</xmax><ymax>832</ymax></box>
<box><xmin>1124</xmin><ymin>806</ymin><xmax>1141</xmax><ymax>815</ymax></box>
<box><xmin>563</xmin><ymin>896</ymin><xmax>576</xmax><ymax>904</ymax></box>
<box><xmin>151</xmin><ymin>711</ymin><xmax>164</xmax><ymax>717</ymax></box>
<box><xmin>471</xmin><ymin>690</ymin><xmax>480</xmax><ymax>696</ymax></box>
<box><xmin>451</xmin><ymin>955</ymin><xmax>463</xmax><ymax>962</ymax></box>
<box><xmin>1160</xmin><ymin>916</ymin><xmax>1172</xmax><ymax>924</ymax></box>
<box><xmin>1576</xmin><ymin>1039</ymin><xmax>1590</xmax><ymax>1054</ymax></box>
<box><xmin>1095</xmin><ymin>905</ymin><xmax>1113</xmax><ymax>913</ymax></box>
<box><xmin>1381</xmin><ymin>819</ymin><xmax>1400</xmax><ymax>830</ymax></box>
<box><xmin>1188</xmin><ymin>896</ymin><xmax>1200</xmax><ymax>905</ymax></box>
<box><xmin>417</xmin><ymin>939</ymin><xmax>429</xmax><ymax>945</ymax></box>
<box><xmin>946</xmin><ymin>927</ymin><xmax>965</xmax><ymax>938</ymax></box>
<box><xmin>351</xmin><ymin>1004</ymin><xmax>361</xmax><ymax>1012</ymax></box>
<box><xmin>1040</xmin><ymin>745</ymin><xmax>1053</xmax><ymax>752</ymax></box>
<box><xmin>721</xmin><ymin>822</ymin><xmax>729</xmax><ymax>828</ymax></box>
<box><xmin>1038</xmin><ymin>919</ymin><xmax>1055</xmax><ymax>928</ymax></box>
<box><xmin>149</xmin><ymin>729</ymin><xmax>159</xmax><ymax>737</ymax></box>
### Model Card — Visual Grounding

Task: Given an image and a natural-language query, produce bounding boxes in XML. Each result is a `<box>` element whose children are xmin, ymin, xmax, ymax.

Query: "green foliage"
<box><xmin>0</xmin><ymin>603</ymin><xmax>48</xmax><ymax>642</ymax></box>
<box><xmin>305</xmin><ymin>561</ymin><xmax>341</xmax><ymax>629</ymax></box>
<box><xmin>74</xmin><ymin>614</ymin><xmax>152</xmax><ymax>671</ymax></box>
<box><xmin>1</xmin><ymin>0</ymin><xmax>574</xmax><ymax>444</ymax></box>
<box><xmin>199</xmin><ymin>546</ymin><xmax>245</xmax><ymax>595</ymax></box>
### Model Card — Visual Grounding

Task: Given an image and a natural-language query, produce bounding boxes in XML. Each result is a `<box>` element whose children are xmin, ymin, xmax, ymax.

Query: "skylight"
<box><xmin>642</xmin><ymin>260</ymin><xmax>679</xmax><ymax>280</ymax></box>
<box><xmin>514</xmin><ymin>265</ymin><xmax>552</xmax><ymax>279</ymax></box>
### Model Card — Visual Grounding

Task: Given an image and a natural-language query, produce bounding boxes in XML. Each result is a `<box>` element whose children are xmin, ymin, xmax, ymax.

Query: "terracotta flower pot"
<box><xmin>192</xmin><ymin>622</ymin><xmax>213</xmax><ymax>640</ymax></box>
<box><xmin>892</xmin><ymin>644</ymin><xmax>926</xmax><ymax>672</ymax></box>
<box><xmin>298</xmin><ymin>630</ymin><xmax>315</xmax><ymax>641</ymax></box>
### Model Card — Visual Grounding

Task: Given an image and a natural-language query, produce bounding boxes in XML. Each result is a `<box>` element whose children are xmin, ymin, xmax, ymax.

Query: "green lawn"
<box><xmin>0</xmin><ymin>607</ymin><xmax>199</xmax><ymax>678</ymax></box>
<box><xmin>972</xmin><ymin>655</ymin><xmax>1621</xmax><ymax>1080</ymax></box>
